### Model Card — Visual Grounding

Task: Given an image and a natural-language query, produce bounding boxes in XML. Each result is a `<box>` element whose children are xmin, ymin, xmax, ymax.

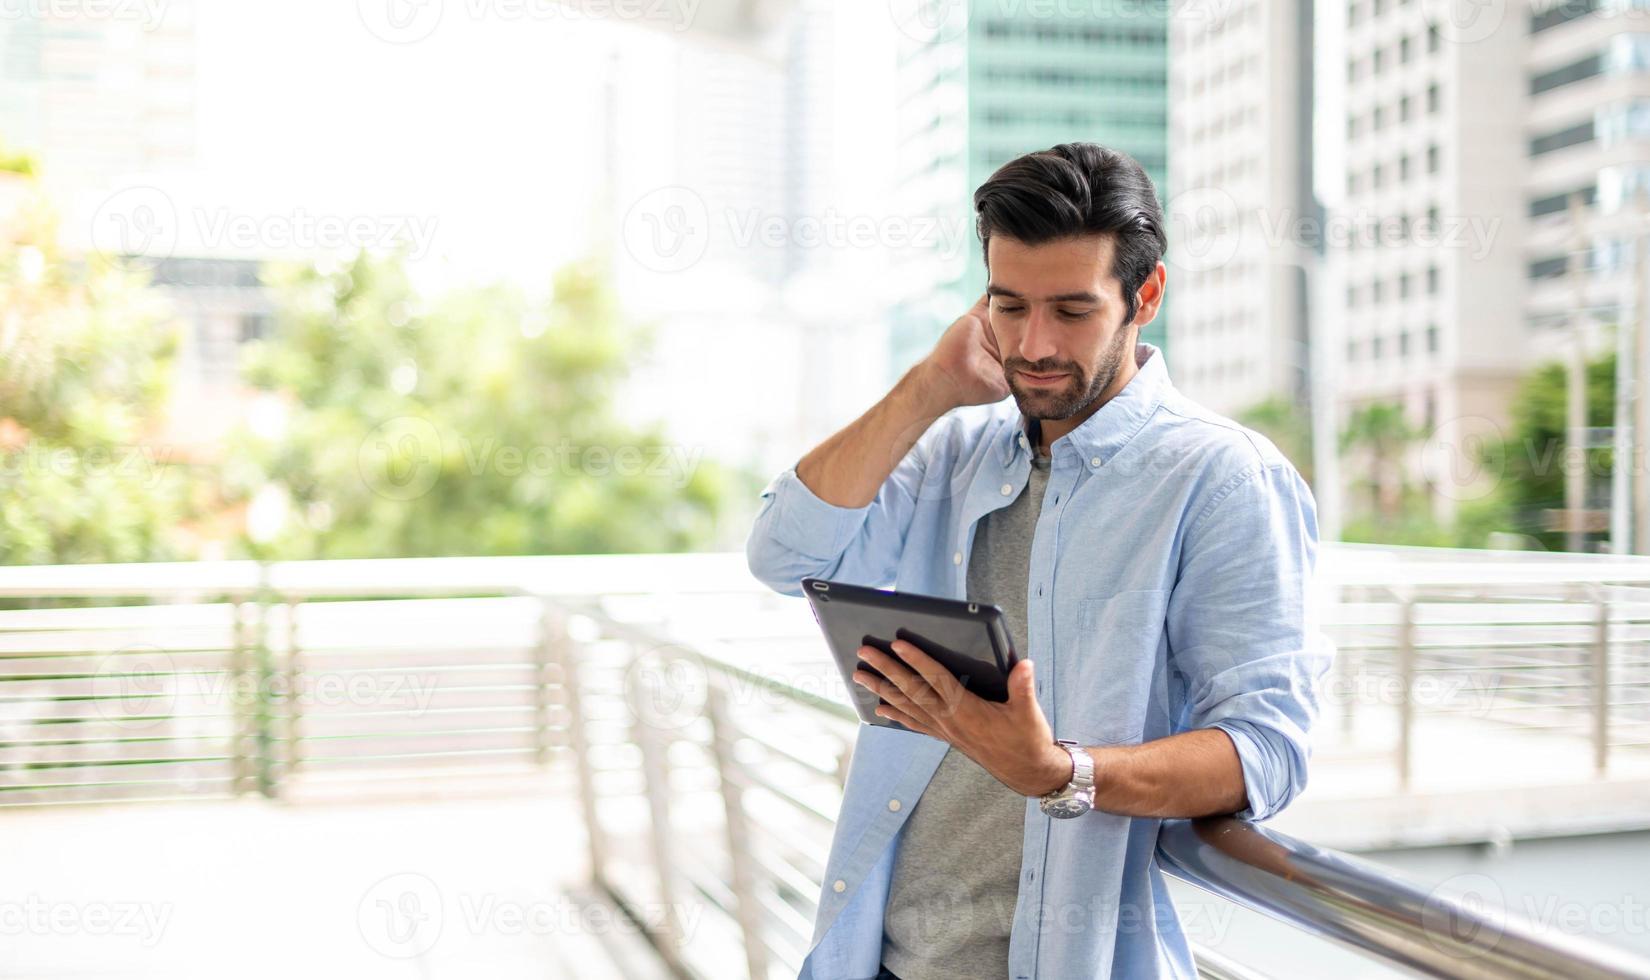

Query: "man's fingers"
<box><xmin>875</xmin><ymin>702</ymin><xmax>936</xmax><ymax>737</ymax></box>
<box><xmin>887</xmin><ymin>639</ymin><xmax>967</xmax><ymax>708</ymax></box>
<box><xmin>859</xmin><ymin>645</ymin><xmax>948</xmax><ymax>713</ymax></box>
<box><xmin>1009</xmin><ymin>659</ymin><xmax>1039</xmax><ymax>712</ymax></box>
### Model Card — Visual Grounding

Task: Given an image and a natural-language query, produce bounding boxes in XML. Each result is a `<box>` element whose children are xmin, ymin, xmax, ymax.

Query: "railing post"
<box><xmin>1396</xmin><ymin>594</ymin><xmax>1415</xmax><ymax>792</ymax></box>
<box><xmin>705</xmin><ymin>684</ymin><xmax>768</xmax><ymax>980</ymax></box>
<box><xmin>632</xmin><ymin>644</ymin><xmax>687</xmax><ymax>973</ymax></box>
<box><xmin>229</xmin><ymin>593</ymin><xmax>253</xmax><ymax>797</ymax></box>
<box><xmin>1592</xmin><ymin>592</ymin><xmax>1611</xmax><ymax>776</ymax></box>
<box><xmin>541</xmin><ymin>601</ymin><xmax>607</xmax><ymax>887</ymax></box>
<box><xmin>280</xmin><ymin>598</ymin><xmax>302</xmax><ymax>798</ymax></box>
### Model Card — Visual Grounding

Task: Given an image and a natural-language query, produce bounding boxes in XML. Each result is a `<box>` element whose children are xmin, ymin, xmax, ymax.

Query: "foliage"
<box><xmin>0</xmin><ymin>173</ymin><xmax>202</xmax><ymax>564</ymax></box>
<box><xmin>231</xmin><ymin>250</ymin><xmax>741</xmax><ymax>558</ymax></box>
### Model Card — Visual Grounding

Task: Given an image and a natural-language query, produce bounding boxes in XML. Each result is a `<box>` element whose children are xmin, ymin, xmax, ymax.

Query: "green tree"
<box><xmin>1340</xmin><ymin>401</ymin><xmax>1418</xmax><ymax>526</ymax></box>
<box><xmin>1236</xmin><ymin>396</ymin><xmax>1313</xmax><ymax>485</ymax></box>
<box><xmin>1500</xmin><ymin>351</ymin><xmax>1617</xmax><ymax>551</ymax></box>
<box><xmin>233</xmin><ymin>250</ymin><xmax>741</xmax><ymax>558</ymax></box>
<box><xmin>0</xmin><ymin>169</ymin><xmax>202</xmax><ymax>565</ymax></box>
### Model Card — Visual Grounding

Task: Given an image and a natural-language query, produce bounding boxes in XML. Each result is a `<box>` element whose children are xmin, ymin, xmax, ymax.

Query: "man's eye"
<box><xmin>1058</xmin><ymin>309</ymin><xmax>1093</xmax><ymax>320</ymax></box>
<box><xmin>996</xmin><ymin>305</ymin><xmax>1025</xmax><ymax>315</ymax></box>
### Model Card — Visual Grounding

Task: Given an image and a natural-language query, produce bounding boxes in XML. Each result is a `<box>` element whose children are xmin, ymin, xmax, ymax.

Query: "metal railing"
<box><xmin>547</xmin><ymin>572</ymin><xmax>1650</xmax><ymax>979</ymax></box>
<box><xmin>5</xmin><ymin>548</ymin><xmax>1650</xmax><ymax>977</ymax></box>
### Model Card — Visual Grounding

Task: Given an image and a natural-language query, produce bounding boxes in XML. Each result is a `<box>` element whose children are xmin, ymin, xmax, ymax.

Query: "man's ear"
<box><xmin>1132</xmin><ymin>261</ymin><xmax>1168</xmax><ymax>327</ymax></box>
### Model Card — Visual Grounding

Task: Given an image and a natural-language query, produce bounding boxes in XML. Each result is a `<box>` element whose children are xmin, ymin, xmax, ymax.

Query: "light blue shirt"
<box><xmin>746</xmin><ymin>343</ymin><xmax>1329</xmax><ymax>979</ymax></box>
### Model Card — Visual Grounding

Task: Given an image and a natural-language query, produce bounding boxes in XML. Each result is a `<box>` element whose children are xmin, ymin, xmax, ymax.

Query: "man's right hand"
<box><xmin>915</xmin><ymin>293</ymin><xmax>1011</xmax><ymax>411</ymax></box>
<box><xmin>793</xmin><ymin>294</ymin><xmax>1010</xmax><ymax>509</ymax></box>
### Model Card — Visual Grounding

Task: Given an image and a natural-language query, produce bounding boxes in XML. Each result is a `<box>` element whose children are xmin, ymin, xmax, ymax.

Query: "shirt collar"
<box><xmin>996</xmin><ymin>342</ymin><xmax>1171</xmax><ymax>468</ymax></box>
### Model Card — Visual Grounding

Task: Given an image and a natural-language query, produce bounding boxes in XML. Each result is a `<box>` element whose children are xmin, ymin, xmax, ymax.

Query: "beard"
<box><xmin>1004</xmin><ymin>324</ymin><xmax>1134</xmax><ymax>421</ymax></box>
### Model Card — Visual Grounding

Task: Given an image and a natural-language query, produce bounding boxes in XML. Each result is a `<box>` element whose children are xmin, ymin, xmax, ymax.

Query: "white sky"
<box><xmin>189</xmin><ymin>0</ymin><xmax>626</xmax><ymax>291</ymax></box>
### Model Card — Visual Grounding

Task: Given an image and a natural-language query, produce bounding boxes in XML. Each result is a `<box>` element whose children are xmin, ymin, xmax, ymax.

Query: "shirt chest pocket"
<box><xmin>1066</xmin><ymin>588</ymin><xmax>1170</xmax><ymax>746</ymax></box>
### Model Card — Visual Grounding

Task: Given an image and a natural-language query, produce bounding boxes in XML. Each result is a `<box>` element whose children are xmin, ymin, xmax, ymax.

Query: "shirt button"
<box><xmin>1090</xmin><ymin>456</ymin><xmax>1102</xmax><ymax>467</ymax></box>
<box><xmin>833</xmin><ymin>879</ymin><xmax>846</xmax><ymax>893</ymax></box>
<box><xmin>953</xmin><ymin>551</ymin><xmax>962</xmax><ymax>565</ymax></box>
<box><xmin>888</xmin><ymin>798</ymin><xmax>902</xmax><ymax>811</ymax></box>
<box><xmin>1001</xmin><ymin>483</ymin><xmax>1013</xmax><ymax>495</ymax></box>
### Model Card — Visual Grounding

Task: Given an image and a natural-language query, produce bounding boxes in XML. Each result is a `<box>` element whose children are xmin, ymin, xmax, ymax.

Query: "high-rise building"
<box><xmin>1523</xmin><ymin>2</ymin><xmax>1650</xmax><ymax>346</ymax></box>
<box><xmin>1331</xmin><ymin>0</ymin><xmax>1528</xmax><ymax>520</ymax></box>
<box><xmin>0</xmin><ymin>2</ymin><xmax>195</xmax><ymax>187</ymax></box>
<box><xmin>1166</xmin><ymin>0</ymin><xmax>1317</xmax><ymax>416</ymax></box>
<box><xmin>887</xmin><ymin>0</ymin><xmax>1171</xmax><ymax>374</ymax></box>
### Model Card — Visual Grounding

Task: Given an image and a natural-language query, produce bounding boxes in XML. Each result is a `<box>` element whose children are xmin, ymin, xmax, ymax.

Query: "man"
<box><xmin>746</xmin><ymin>142</ymin><xmax>1328</xmax><ymax>979</ymax></box>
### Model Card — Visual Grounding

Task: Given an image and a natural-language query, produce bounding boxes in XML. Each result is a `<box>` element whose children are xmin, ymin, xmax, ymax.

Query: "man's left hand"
<box><xmin>853</xmin><ymin>639</ymin><xmax>1073</xmax><ymax>797</ymax></box>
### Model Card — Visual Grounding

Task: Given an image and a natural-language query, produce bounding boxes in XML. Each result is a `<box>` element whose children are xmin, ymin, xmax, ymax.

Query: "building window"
<box><xmin>1400</xmin><ymin>154</ymin><xmax>1412</xmax><ymax>180</ymax></box>
<box><xmin>1428</xmin><ymin>24</ymin><xmax>1440</xmax><ymax>52</ymax></box>
<box><xmin>1426</xmin><ymin>143</ymin><xmax>1440</xmax><ymax>172</ymax></box>
<box><xmin>1347</xmin><ymin>339</ymin><xmax>1360</xmax><ymax>361</ymax></box>
<box><xmin>1373</xmin><ymin>105</ymin><xmax>1385</xmax><ymax>129</ymax></box>
<box><xmin>1426</xmin><ymin>323</ymin><xmax>1439</xmax><ymax>352</ymax></box>
<box><xmin>1373</xmin><ymin>279</ymin><xmax>1385</xmax><ymax>302</ymax></box>
<box><xmin>1373</xmin><ymin>162</ymin><xmax>1385</xmax><ymax>188</ymax></box>
<box><xmin>1373</xmin><ymin>47</ymin><xmax>1385</xmax><ymax>74</ymax></box>
<box><xmin>1428</xmin><ymin>83</ymin><xmax>1440</xmax><ymax>113</ymax></box>
<box><xmin>1400</xmin><ymin>94</ymin><xmax>1412</xmax><ymax>121</ymax></box>
<box><xmin>1427</xmin><ymin>265</ymin><xmax>1440</xmax><ymax>293</ymax></box>
<box><xmin>1372</xmin><ymin>335</ymin><xmax>1385</xmax><ymax>358</ymax></box>
<box><xmin>1400</xmin><ymin>331</ymin><xmax>1412</xmax><ymax>356</ymax></box>
<box><xmin>1400</xmin><ymin>272</ymin><xmax>1411</xmax><ymax>298</ymax></box>
<box><xmin>1401</xmin><ymin>35</ymin><xmax>1412</xmax><ymax>62</ymax></box>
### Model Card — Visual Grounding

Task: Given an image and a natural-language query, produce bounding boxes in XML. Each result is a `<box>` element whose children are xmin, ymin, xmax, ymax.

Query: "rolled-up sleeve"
<box><xmin>1165</xmin><ymin>459</ymin><xmax>1331</xmax><ymax>821</ymax></box>
<box><xmin>744</xmin><ymin>429</ymin><xmax>932</xmax><ymax>597</ymax></box>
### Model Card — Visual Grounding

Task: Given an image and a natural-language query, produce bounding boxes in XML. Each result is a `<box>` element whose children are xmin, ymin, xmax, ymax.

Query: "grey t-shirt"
<box><xmin>880</xmin><ymin>446</ymin><xmax>1051</xmax><ymax>979</ymax></box>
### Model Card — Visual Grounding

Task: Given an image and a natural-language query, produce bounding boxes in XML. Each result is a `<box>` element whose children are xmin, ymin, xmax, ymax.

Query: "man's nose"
<box><xmin>1019</xmin><ymin>306</ymin><xmax>1059</xmax><ymax>363</ymax></box>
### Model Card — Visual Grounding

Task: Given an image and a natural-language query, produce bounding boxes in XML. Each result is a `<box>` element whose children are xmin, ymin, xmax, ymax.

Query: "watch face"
<box><xmin>1044</xmin><ymin>796</ymin><xmax>1090</xmax><ymax>819</ymax></box>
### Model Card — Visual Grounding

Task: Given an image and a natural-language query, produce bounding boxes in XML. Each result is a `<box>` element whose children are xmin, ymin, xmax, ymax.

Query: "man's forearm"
<box><xmin>1078</xmin><ymin>728</ymin><xmax>1248</xmax><ymax>819</ymax></box>
<box><xmin>795</xmin><ymin>364</ymin><xmax>952</xmax><ymax>508</ymax></box>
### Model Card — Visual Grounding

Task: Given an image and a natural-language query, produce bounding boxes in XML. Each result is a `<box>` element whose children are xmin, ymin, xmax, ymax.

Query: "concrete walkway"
<box><xmin>0</xmin><ymin>794</ymin><xmax>672</xmax><ymax>980</ymax></box>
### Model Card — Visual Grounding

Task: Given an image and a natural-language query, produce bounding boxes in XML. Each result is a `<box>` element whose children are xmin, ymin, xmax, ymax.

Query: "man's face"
<box><xmin>985</xmin><ymin>233</ymin><xmax>1160</xmax><ymax>421</ymax></box>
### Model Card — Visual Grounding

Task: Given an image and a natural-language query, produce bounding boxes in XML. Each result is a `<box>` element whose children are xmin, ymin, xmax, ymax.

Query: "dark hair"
<box><xmin>973</xmin><ymin>142</ymin><xmax>1167</xmax><ymax>327</ymax></box>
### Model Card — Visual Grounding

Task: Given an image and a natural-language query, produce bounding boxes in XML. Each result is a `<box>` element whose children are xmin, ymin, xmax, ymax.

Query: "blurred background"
<box><xmin>4</xmin><ymin>0</ymin><xmax>1650</xmax><ymax>977</ymax></box>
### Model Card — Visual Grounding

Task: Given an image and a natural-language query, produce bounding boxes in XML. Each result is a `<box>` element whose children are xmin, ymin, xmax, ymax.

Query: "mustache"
<box><xmin>1005</xmin><ymin>357</ymin><xmax>1083</xmax><ymax>377</ymax></box>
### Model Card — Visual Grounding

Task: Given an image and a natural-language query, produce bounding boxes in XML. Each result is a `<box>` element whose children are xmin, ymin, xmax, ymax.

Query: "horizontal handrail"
<box><xmin>1158</xmin><ymin>817</ymin><xmax>1650</xmax><ymax>979</ymax></box>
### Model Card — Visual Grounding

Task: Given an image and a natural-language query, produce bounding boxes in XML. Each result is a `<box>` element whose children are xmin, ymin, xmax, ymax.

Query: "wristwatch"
<box><xmin>1038</xmin><ymin>739</ymin><xmax>1095</xmax><ymax>819</ymax></box>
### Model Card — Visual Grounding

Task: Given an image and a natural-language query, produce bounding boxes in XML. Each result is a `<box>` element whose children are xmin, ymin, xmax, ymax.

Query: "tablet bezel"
<box><xmin>800</xmin><ymin>577</ymin><xmax>1020</xmax><ymax>730</ymax></box>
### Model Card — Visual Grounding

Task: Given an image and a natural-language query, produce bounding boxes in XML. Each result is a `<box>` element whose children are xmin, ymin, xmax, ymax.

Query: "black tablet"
<box><xmin>801</xmin><ymin>577</ymin><xmax>1021</xmax><ymax>730</ymax></box>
